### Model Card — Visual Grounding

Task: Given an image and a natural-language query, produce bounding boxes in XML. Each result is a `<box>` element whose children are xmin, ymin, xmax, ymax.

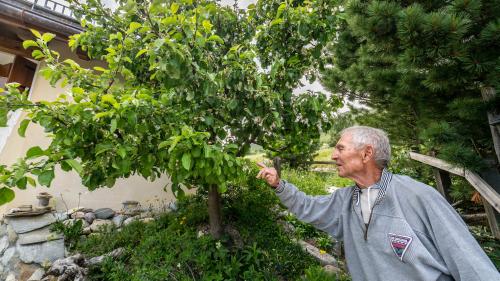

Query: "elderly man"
<box><xmin>257</xmin><ymin>126</ymin><xmax>499</xmax><ymax>281</ymax></box>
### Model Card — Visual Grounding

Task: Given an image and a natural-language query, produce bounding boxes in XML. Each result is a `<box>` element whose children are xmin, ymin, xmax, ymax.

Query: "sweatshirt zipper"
<box><xmin>364</xmin><ymin>201</ymin><xmax>379</xmax><ymax>241</ymax></box>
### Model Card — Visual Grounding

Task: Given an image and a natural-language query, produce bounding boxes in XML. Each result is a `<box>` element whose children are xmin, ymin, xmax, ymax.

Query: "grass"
<box><xmin>245</xmin><ymin>147</ymin><xmax>353</xmax><ymax>190</ymax></box>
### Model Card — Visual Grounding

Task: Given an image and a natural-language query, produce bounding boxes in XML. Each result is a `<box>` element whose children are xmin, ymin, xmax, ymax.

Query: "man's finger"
<box><xmin>256</xmin><ymin>162</ymin><xmax>267</xmax><ymax>169</ymax></box>
<box><xmin>256</xmin><ymin>168</ymin><xmax>269</xmax><ymax>179</ymax></box>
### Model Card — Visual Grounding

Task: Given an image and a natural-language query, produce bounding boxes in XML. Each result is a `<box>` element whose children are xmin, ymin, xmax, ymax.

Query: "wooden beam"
<box><xmin>482</xmin><ymin>197</ymin><xmax>500</xmax><ymax>239</ymax></box>
<box><xmin>410</xmin><ymin>152</ymin><xmax>500</xmax><ymax>213</ymax></box>
<box><xmin>409</xmin><ymin>152</ymin><xmax>465</xmax><ymax>176</ymax></box>
<box><xmin>0</xmin><ymin>36</ymin><xmax>32</xmax><ymax>58</ymax></box>
<box><xmin>465</xmin><ymin>170</ymin><xmax>500</xmax><ymax>213</ymax></box>
<box><xmin>433</xmin><ymin>168</ymin><xmax>452</xmax><ymax>203</ymax></box>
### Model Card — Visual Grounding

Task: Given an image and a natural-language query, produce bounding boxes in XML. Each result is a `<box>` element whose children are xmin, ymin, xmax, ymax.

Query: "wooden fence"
<box><xmin>409</xmin><ymin>152</ymin><xmax>500</xmax><ymax>239</ymax></box>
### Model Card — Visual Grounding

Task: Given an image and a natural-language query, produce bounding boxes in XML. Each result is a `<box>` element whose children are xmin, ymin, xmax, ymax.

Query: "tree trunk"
<box><xmin>208</xmin><ymin>184</ymin><xmax>223</xmax><ymax>239</ymax></box>
<box><xmin>481</xmin><ymin>87</ymin><xmax>500</xmax><ymax>165</ymax></box>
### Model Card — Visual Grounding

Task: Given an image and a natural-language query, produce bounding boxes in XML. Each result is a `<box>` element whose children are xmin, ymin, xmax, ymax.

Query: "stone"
<box><xmin>17</xmin><ymin>239</ymin><xmax>65</xmax><ymax>264</ymax></box>
<box><xmin>168</xmin><ymin>202</ymin><xmax>178</xmax><ymax>211</ymax></box>
<box><xmin>0</xmin><ymin>223</ymin><xmax>7</xmax><ymax>236</ymax></box>
<box><xmin>63</xmin><ymin>218</ymin><xmax>89</xmax><ymax>228</ymax></box>
<box><xmin>54</xmin><ymin>212</ymin><xmax>68</xmax><ymax>221</ymax></box>
<box><xmin>94</xmin><ymin>208</ymin><xmax>115</xmax><ymax>219</ymax></box>
<box><xmin>139</xmin><ymin>218</ymin><xmax>154</xmax><ymax>224</ymax></box>
<box><xmin>90</xmin><ymin>219</ymin><xmax>114</xmax><ymax>232</ymax></box>
<box><xmin>81</xmin><ymin>208</ymin><xmax>94</xmax><ymax>213</ymax></box>
<box><xmin>323</xmin><ymin>265</ymin><xmax>341</xmax><ymax>274</ymax></box>
<box><xmin>17</xmin><ymin>226</ymin><xmax>62</xmax><ymax>245</ymax></box>
<box><xmin>1</xmin><ymin>247</ymin><xmax>16</xmax><ymax>266</ymax></box>
<box><xmin>28</xmin><ymin>268</ymin><xmax>45</xmax><ymax>281</ymax></box>
<box><xmin>65</xmin><ymin>207</ymin><xmax>84</xmax><ymax>215</ymax></box>
<box><xmin>298</xmin><ymin>240</ymin><xmax>337</xmax><ymax>266</ymax></box>
<box><xmin>18</xmin><ymin>262</ymin><xmax>39</xmax><ymax>281</ymax></box>
<box><xmin>0</xmin><ymin>235</ymin><xmax>9</xmax><ymax>254</ymax></box>
<box><xmin>6</xmin><ymin>213</ymin><xmax>56</xmax><ymax>234</ymax></box>
<box><xmin>6</xmin><ymin>225</ymin><xmax>17</xmax><ymax>243</ymax></box>
<box><xmin>84</xmin><ymin>212</ymin><xmax>96</xmax><ymax>224</ymax></box>
<box><xmin>123</xmin><ymin>216</ymin><xmax>138</xmax><ymax>226</ymax></box>
<box><xmin>82</xmin><ymin>227</ymin><xmax>91</xmax><ymax>235</ymax></box>
<box><xmin>71</xmin><ymin>212</ymin><xmax>85</xmax><ymax>219</ymax></box>
<box><xmin>112</xmin><ymin>215</ymin><xmax>126</xmax><ymax>228</ymax></box>
<box><xmin>6</xmin><ymin>273</ymin><xmax>16</xmax><ymax>281</ymax></box>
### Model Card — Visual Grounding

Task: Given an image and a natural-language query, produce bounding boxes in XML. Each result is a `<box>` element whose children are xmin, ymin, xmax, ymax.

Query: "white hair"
<box><xmin>340</xmin><ymin>126</ymin><xmax>391</xmax><ymax>168</ymax></box>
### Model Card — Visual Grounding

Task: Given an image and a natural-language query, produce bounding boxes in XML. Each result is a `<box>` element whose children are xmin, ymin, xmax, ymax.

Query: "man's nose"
<box><xmin>331</xmin><ymin>150</ymin><xmax>338</xmax><ymax>160</ymax></box>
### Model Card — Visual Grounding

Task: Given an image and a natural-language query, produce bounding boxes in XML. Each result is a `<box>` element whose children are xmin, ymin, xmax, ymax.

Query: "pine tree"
<box><xmin>321</xmin><ymin>0</ymin><xmax>500</xmax><ymax>171</ymax></box>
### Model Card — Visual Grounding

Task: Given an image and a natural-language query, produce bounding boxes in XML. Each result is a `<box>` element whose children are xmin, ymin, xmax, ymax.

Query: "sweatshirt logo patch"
<box><xmin>388</xmin><ymin>233</ymin><xmax>412</xmax><ymax>261</ymax></box>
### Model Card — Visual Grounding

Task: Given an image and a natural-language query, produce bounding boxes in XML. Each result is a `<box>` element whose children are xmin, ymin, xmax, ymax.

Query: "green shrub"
<box><xmin>50</xmin><ymin>219</ymin><xmax>83</xmax><ymax>251</ymax></box>
<box><xmin>77</xmin><ymin>184</ymin><xmax>327</xmax><ymax>280</ymax></box>
<box><xmin>302</xmin><ymin>265</ymin><xmax>351</xmax><ymax>281</ymax></box>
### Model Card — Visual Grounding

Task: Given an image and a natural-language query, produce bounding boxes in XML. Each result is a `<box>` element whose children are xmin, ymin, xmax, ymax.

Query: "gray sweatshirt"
<box><xmin>275</xmin><ymin>169</ymin><xmax>500</xmax><ymax>281</ymax></box>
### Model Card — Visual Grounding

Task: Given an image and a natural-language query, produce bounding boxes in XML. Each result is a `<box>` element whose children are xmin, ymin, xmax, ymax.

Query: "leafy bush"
<box><xmin>76</xmin><ymin>184</ymin><xmax>327</xmax><ymax>280</ymax></box>
<box><xmin>50</xmin><ymin>219</ymin><xmax>83</xmax><ymax>251</ymax></box>
<box><xmin>470</xmin><ymin>226</ymin><xmax>500</xmax><ymax>270</ymax></box>
<box><xmin>302</xmin><ymin>265</ymin><xmax>351</xmax><ymax>281</ymax></box>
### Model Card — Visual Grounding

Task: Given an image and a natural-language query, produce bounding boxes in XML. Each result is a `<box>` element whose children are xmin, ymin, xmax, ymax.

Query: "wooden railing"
<box><xmin>409</xmin><ymin>152</ymin><xmax>500</xmax><ymax>239</ymax></box>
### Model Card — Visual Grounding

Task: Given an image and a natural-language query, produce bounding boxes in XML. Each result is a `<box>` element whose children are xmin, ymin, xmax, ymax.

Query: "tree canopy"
<box><xmin>0</xmin><ymin>0</ymin><xmax>340</xmax><ymax>236</ymax></box>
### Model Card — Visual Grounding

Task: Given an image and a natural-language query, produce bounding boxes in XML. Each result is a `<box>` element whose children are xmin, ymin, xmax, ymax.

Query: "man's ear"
<box><xmin>362</xmin><ymin>145</ymin><xmax>374</xmax><ymax>163</ymax></box>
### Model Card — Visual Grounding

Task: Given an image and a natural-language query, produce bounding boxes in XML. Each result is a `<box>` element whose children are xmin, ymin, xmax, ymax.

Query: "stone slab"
<box><xmin>1</xmin><ymin>247</ymin><xmax>16</xmax><ymax>266</ymax></box>
<box><xmin>28</xmin><ymin>268</ymin><xmax>45</xmax><ymax>281</ymax></box>
<box><xmin>17</xmin><ymin>239</ymin><xmax>65</xmax><ymax>264</ymax></box>
<box><xmin>6</xmin><ymin>213</ymin><xmax>56</xmax><ymax>234</ymax></box>
<box><xmin>17</xmin><ymin>226</ymin><xmax>62</xmax><ymax>245</ymax></box>
<box><xmin>0</xmin><ymin>235</ymin><xmax>9</xmax><ymax>254</ymax></box>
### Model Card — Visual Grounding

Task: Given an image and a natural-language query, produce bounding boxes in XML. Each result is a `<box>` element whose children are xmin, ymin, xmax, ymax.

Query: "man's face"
<box><xmin>331</xmin><ymin>133</ymin><xmax>365</xmax><ymax>178</ymax></box>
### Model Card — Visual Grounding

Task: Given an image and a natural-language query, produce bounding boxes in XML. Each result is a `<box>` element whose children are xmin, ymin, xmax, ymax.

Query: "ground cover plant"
<box><xmin>71</xmin><ymin>180</ymin><xmax>351</xmax><ymax>280</ymax></box>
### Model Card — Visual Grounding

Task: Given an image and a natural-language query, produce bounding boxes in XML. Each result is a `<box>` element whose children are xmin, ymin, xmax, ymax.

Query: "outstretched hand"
<box><xmin>256</xmin><ymin>162</ymin><xmax>280</xmax><ymax>188</ymax></box>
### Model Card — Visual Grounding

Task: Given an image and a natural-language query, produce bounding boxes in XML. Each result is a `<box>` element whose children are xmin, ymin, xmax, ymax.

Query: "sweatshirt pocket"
<box><xmin>372</xmin><ymin>215</ymin><xmax>421</xmax><ymax>263</ymax></box>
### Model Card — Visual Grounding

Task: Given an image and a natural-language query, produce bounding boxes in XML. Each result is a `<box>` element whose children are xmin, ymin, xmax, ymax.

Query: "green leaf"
<box><xmin>95</xmin><ymin>143</ymin><xmax>113</xmax><ymax>155</ymax></box>
<box><xmin>60</xmin><ymin>160</ymin><xmax>72</xmax><ymax>171</ymax></box>
<box><xmin>32</xmin><ymin>50</ymin><xmax>44</xmax><ymax>60</ymax></box>
<box><xmin>127</xmin><ymin>22</ymin><xmax>142</xmax><ymax>34</ymax></box>
<box><xmin>158</xmin><ymin>141</ymin><xmax>170</xmax><ymax>149</ymax></box>
<box><xmin>26</xmin><ymin>146</ymin><xmax>45</xmax><ymax>158</ymax></box>
<box><xmin>30</xmin><ymin>29</ymin><xmax>42</xmax><ymax>39</ymax></box>
<box><xmin>135</xmin><ymin>49</ymin><xmax>147</xmax><ymax>58</ymax></box>
<box><xmin>270</xmin><ymin>18</ymin><xmax>284</xmax><ymax>27</ymax></box>
<box><xmin>0</xmin><ymin>188</ymin><xmax>15</xmax><ymax>204</ymax></box>
<box><xmin>23</xmin><ymin>40</ymin><xmax>38</xmax><ymax>49</ymax></box>
<box><xmin>94</xmin><ymin>66</ymin><xmax>107</xmax><ymax>72</ymax></box>
<box><xmin>202</xmin><ymin>20</ymin><xmax>213</xmax><ymax>31</ymax></box>
<box><xmin>110</xmin><ymin>119</ymin><xmax>117</xmax><ymax>133</ymax></box>
<box><xmin>64</xmin><ymin>159</ymin><xmax>83</xmax><ymax>174</ymax></box>
<box><xmin>0</xmin><ymin>109</ymin><xmax>7</xmax><ymax>127</ymax></box>
<box><xmin>41</xmin><ymin>33</ymin><xmax>56</xmax><ymax>42</ymax></box>
<box><xmin>117</xmin><ymin>147</ymin><xmax>127</xmax><ymax>158</ymax></box>
<box><xmin>16</xmin><ymin>177</ymin><xmax>27</xmax><ymax>190</ymax></box>
<box><xmin>38</xmin><ymin>169</ymin><xmax>55</xmax><ymax>187</ymax></box>
<box><xmin>276</xmin><ymin>3</ymin><xmax>287</xmax><ymax>18</ymax></box>
<box><xmin>207</xmin><ymin>35</ymin><xmax>224</xmax><ymax>44</ymax></box>
<box><xmin>18</xmin><ymin>119</ymin><xmax>30</xmax><ymax>137</ymax></box>
<box><xmin>27</xmin><ymin>177</ymin><xmax>36</xmax><ymax>187</ymax></box>
<box><xmin>182</xmin><ymin>153</ymin><xmax>192</xmax><ymax>170</ymax></box>
<box><xmin>171</xmin><ymin>3</ymin><xmax>180</xmax><ymax>14</ymax></box>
